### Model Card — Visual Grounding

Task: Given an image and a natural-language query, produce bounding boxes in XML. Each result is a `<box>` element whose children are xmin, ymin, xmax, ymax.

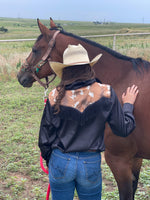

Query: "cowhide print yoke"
<box><xmin>49</xmin><ymin>82</ymin><xmax>111</xmax><ymax>113</ymax></box>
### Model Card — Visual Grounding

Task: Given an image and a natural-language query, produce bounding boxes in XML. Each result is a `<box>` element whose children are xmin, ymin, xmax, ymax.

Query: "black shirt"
<box><xmin>38</xmin><ymin>80</ymin><xmax>136</xmax><ymax>165</ymax></box>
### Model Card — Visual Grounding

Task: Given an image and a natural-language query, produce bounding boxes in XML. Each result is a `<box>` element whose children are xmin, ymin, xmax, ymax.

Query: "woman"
<box><xmin>38</xmin><ymin>44</ymin><xmax>139</xmax><ymax>200</ymax></box>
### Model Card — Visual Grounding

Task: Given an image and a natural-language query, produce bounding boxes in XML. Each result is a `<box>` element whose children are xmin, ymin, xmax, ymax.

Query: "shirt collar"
<box><xmin>65</xmin><ymin>79</ymin><xmax>96</xmax><ymax>90</ymax></box>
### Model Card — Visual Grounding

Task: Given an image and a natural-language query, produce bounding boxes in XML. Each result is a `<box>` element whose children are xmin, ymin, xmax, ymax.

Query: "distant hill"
<box><xmin>0</xmin><ymin>17</ymin><xmax>150</xmax><ymax>39</ymax></box>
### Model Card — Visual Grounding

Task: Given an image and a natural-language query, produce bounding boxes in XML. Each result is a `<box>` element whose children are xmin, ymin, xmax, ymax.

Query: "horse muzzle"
<box><xmin>17</xmin><ymin>70</ymin><xmax>34</xmax><ymax>88</ymax></box>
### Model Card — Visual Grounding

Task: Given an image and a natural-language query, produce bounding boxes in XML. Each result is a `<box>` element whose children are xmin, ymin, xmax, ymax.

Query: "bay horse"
<box><xmin>17</xmin><ymin>18</ymin><xmax>150</xmax><ymax>200</ymax></box>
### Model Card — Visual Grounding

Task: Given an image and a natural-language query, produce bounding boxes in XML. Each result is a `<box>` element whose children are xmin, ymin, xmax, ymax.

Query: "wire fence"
<box><xmin>1</xmin><ymin>31</ymin><xmax>150</xmax><ymax>75</ymax></box>
<box><xmin>1</xmin><ymin>32</ymin><xmax>150</xmax><ymax>51</ymax></box>
<box><xmin>81</xmin><ymin>32</ymin><xmax>150</xmax><ymax>50</ymax></box>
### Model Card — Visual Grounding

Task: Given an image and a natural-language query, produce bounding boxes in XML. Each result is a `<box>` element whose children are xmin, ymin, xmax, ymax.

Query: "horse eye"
<box><xmin>32</xmin><ymin>48</ymin><xmax>38</xmax><ymax>54</ymax></box>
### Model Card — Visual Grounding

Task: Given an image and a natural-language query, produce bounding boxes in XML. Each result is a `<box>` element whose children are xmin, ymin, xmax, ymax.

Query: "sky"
<box><xmin>1</xmin><ymin>0</ymin><xmax>150</xmax><ymax>23</ymax></box>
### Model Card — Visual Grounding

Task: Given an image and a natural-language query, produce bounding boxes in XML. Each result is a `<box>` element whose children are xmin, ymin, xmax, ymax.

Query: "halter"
<box><xmin>21</xmin><ymin>30</ymin><xmax>60</xmax><ymax>89</ymax></box>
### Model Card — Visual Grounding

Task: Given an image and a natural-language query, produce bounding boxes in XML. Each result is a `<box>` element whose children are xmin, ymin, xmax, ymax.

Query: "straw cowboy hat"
<box><xmin>49</xmin><ymin>44</ymin><xmax>102</xmax><ymax>78</ymax></box>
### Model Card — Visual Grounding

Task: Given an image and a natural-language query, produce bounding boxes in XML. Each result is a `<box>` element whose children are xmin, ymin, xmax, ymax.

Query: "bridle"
<box><xmin>21</xmin><ymin>30</ymin><xmax>60</xmax><ymax>89</ymax></box>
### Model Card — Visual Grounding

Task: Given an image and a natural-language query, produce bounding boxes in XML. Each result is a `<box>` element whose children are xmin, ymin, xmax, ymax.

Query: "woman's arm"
<box><xmin>38</xmin><ymin>99</ymin><xmax>57</xmax><ymax>166</ymax></box>
<box><xmin>107</xmin><ymin>85</ymin><xmax>139</xmax><ymax>137</ymax></box>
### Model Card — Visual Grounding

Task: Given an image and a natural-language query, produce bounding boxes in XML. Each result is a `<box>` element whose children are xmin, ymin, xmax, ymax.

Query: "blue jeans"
<box><xmin>49</xmin><ymin>149</ymin><xmax>102</xmax><ymax>200</ymax></box>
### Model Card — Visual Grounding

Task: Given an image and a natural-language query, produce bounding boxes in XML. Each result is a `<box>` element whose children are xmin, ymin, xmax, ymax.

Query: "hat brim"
<box><xmin>49</xmin><ymin>53</ymin><xmax>102</xmax><ymax>78</ymax></box>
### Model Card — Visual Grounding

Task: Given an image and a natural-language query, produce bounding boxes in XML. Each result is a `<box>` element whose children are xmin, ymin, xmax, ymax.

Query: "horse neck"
<box><xmin>56</xmin><ymin>33</ymin><xmax>133</xmax><ymax>87</ymax></box>
<box><xmin>84</xmin><ymin>43</ymin><xmax>133</xmax><ymax>86</ymax></box>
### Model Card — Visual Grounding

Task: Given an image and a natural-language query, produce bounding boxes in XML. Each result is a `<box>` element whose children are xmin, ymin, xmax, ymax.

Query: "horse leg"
<box><xmin>105</xmin><ymin>151</ymin><xmax>134</xmax><ymax>200</ymax></box>
<box><xmin>131</xmin><ymin>158</ymin><xmax>143</xmax><ymax>198</ymax></box>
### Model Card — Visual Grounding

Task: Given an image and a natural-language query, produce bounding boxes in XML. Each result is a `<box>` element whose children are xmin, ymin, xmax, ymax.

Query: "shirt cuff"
<box><xmin>123</xmin><ymin>103</ymin><xmax>134</xmax><ymax>113</ymax></box>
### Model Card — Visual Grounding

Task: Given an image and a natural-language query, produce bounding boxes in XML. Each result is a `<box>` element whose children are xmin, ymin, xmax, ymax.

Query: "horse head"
<box><xmin>17</xmin><ymin>18</ymin><xmax>63</xmax><ymax>88</ymax></box>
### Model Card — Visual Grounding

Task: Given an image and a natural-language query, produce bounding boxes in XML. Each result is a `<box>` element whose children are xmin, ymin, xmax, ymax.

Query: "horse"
<box><xmin>17</xmin><ymin>18</ymin><xmax>150</xmax><ymax>200</ymax></box>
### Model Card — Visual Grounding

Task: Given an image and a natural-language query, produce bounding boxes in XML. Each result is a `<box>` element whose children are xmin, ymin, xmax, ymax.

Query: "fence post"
<box><xmin>113</xmin><ymin>34</ymin><xmax>116</xmax><ymax>50</ymax></box>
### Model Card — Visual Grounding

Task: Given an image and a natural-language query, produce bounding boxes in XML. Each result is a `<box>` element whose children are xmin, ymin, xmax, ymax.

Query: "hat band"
<box><xmin>64</xmin><ymin>61</ymin><xmax>89</xmax><ymax>66</ymax></box>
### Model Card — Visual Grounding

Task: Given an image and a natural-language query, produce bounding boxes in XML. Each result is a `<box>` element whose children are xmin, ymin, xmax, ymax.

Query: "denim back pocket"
<box><xmin>83</xmin><ymin>159</ymin><xmax>101</xmax><ymax>183</ymax></box>
<box><xmin>50</xmin><ymin>152</ymin><xmax>71</xmax><ymax>179</ymax></box>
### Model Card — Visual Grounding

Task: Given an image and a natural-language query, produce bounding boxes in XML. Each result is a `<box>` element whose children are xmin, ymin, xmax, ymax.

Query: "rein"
<box><xmin>22</xmin><ymin>30</ymin><xmax>60</xmax><ymax>89</ymax></box>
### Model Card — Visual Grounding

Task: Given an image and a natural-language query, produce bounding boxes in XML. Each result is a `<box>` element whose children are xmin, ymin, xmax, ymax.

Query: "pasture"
<box><xmin>0</xmin><ymin>18</ymin><xmax>150</xmax><ymax>199</ymax></box>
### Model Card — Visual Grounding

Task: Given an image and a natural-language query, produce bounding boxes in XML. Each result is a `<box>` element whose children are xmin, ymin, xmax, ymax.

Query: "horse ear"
<box><xmin>37</xmin><ymin>18</ymin><xmax>50</xmax><ymax>37</ymax></box>
<box><xmin>50</xmin><ymin>17</ymin><xmax>57</xmax><ymax>28</ymax></box>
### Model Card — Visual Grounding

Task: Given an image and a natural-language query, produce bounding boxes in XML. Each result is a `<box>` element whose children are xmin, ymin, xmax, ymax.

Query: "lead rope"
<box><xmin>40</xmin><ymin>88</ymin><xmax>50</xmax><ymax>200</ymax></box>
<box><xmin>40</xmin><ymin>153</ymin><xmax>50</xmax><ymax>200</ymax></box>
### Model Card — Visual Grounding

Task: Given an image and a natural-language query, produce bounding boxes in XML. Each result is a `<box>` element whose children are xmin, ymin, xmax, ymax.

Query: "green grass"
<box><xmin>0</xmin><ymin>79</ymin><xmax>56</xmax><ymax>200</ymax></box>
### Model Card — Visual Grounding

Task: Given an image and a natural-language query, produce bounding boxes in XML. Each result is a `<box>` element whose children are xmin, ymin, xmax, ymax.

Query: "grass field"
<box><xmin>0</xmin><ymin>18</ymin><xmax>150</xmax><ymax>199</ymax></box>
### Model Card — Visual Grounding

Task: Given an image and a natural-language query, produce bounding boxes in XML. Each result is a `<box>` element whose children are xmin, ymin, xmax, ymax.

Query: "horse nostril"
<box><xmin>17</xmin><ymin>72</ymin><xmax>34</xmax><ymax>87</ymax></box>
<box><xmin>22</xmin><ymin>78</ymin><xmax>33</xmax><ymax>87</ymax></box>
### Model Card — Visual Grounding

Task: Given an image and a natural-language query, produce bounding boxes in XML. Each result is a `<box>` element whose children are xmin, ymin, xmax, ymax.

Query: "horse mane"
<box><xmin>55</xmin><ymin>28</ymin><xmax>150</xmax><ymax>72</ymax></box>
<box><xmin>36</xmin><ymin>34</ymin><xmax>43</xmax><ymax>42</ymax></box>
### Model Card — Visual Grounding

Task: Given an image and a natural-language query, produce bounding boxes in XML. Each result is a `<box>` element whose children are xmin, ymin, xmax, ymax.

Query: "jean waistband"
<box><xmin>52</xmin><ymin>148</ymin><xmax>101</xmax><ymax>159</ymax></box>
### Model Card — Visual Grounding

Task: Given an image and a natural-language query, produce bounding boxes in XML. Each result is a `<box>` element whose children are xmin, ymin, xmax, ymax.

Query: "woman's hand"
<box><xmin>122</xmin><ymin>85</ymin><xmax>139</xmax><ymax>104</ymax></box>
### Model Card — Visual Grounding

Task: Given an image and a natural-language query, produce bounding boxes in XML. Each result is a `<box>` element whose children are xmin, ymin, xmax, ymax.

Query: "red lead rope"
<box><xmin>40</xmin><ymin>153</ymin><xmax>50</xmax><ymax>200</ymax></box>
<box><xmin>44</xmin><ymin>98</ymin><xmax>48</xmax><ymax>106</ymax></box>
<box><xmin>40</xmin><ymin>98</ymin><xmax>51</xmax><ymax>200</ymax></box>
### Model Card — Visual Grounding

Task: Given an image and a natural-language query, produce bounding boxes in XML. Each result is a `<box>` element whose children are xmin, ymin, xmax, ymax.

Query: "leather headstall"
<box><xmin>21</xmin><ymin>30</ymin><xmax>60</xmax><ymax>89</ymax></box>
